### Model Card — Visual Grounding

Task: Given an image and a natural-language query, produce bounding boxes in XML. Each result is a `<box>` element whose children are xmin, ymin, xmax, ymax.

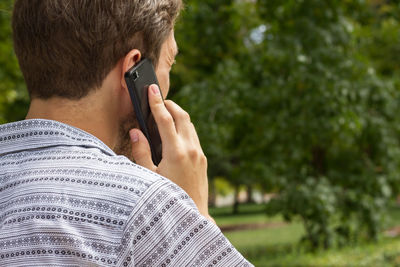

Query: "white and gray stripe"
<box><xmin>0</xmin><ymin>119</ymin><xmax>253</xmax><ymax>266</ymax></box>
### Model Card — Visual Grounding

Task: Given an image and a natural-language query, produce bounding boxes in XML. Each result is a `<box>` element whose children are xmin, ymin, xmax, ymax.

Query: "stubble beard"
<box><xmin>113</xmin><ymin>111</ymin><xmax>138</xmax><ymax>161</ymax></box>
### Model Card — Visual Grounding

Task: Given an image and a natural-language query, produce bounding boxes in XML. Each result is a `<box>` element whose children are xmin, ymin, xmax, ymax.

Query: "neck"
<box><xmin>26</xmin><ymin>94</ymin><xmax>119</xmax><ymax>150</ymax></box>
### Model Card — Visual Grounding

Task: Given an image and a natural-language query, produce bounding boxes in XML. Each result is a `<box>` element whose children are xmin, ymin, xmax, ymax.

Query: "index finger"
<box><xmin>148</xmin><ymin>84</ymin><xmax>177</xmax><ymax>143</ymax></box>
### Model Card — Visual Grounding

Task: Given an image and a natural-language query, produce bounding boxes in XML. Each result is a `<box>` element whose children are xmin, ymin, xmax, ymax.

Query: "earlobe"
<box><xmin>121</xmin><ymin>49</ymin><xmax>142</xmax><ymax>89</ymax></box>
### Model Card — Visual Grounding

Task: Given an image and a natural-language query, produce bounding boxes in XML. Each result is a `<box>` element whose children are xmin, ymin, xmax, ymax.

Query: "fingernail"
<box><xmin>151</xmin><ymin>84</ymin><xmax>160</xmax><ymax>96</ymax></box>
<box><xmin>130</xmin><ymin>131</ymin><xmax>139</xmax><ymax>143</ymax></box>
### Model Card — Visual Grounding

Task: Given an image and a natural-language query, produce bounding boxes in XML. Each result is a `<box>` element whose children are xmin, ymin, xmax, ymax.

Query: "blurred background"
<box><xmin>2</xmin><ymin>0</ymin><xmax>400</xmax><ymax>266</ymax></box>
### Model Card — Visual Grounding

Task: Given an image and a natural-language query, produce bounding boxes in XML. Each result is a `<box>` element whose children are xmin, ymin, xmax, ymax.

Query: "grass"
<box><xmin>210</xmin><ymin>203</ymin><xmax>282</xmax><ymax>226</ymax></box>
<box><xmin>225</xmin><ymin>223</ymin><xmax>305</xmax><ymax>266</ymax></box>
<box><xmin>210</xmin><ymin>203</ymin><xmax>400</xmax><ymax>266</ymax></box>
<box><xmin>262</xmin><ymin>238</ymin><xmax>400</xmax><ymax>267</ymax></box>
<box><xmin>386</xmin><ymin>205</ymin><xmax>400</xmax><ymax>229</ymax></box>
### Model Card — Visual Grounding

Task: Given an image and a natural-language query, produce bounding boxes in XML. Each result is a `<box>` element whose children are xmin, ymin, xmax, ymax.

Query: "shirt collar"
<box><xmin>0</xmin><ymin>119</ymin><xmax>116</xmax><ymax>156</ymax></box>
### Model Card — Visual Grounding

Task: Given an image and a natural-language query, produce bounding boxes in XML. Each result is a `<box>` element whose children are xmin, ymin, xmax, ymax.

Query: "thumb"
<box><xmin>129</xmin><ymin>129</ymin><xmax>156</xmax><ymax>171</ymax></box>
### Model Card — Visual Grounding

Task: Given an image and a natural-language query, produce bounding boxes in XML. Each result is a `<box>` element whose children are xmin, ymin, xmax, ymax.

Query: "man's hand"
<box><xmin>129</xmin><ymin>84</ymin><xmax>212</xmax><ymax>221</ymax></box>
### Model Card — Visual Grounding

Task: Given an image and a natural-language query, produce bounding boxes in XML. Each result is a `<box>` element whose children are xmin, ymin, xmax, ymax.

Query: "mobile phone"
<box><xmin>124</xmin><ymin>58</ymin><xmax>162</xmax><ymax>165</ymax></box>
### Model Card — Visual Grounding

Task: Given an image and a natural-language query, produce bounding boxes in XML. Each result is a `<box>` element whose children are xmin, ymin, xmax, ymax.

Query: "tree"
<box><xmin>173</xmin><ymin>0</ymin><xmax>400</xmax><ymax>248</ymax></box>
<box><xmin>0</xmin><ymin>0</ymin><xmax>28</xmax><ymax>123</ymax></box>
<box><xmin>172</xmin><ymin>0</ymin><xmax>261</xmax><ymax>213</ymax></box>
<box><xmin>2</xmin><ymin>0</ymin><xmax>400</xmax><ymax>250</ymax></box>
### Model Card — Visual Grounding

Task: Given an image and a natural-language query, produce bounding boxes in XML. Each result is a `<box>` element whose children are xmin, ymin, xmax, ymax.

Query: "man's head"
<box><xmin>12</xmin><ymin>0</ymin><xmax>181</xmax><ymax>99</ymax></box>
<box><xmin>12</xmin><ymin>0</ymin><xmax>182</xmax><ymax>157</ymax></box>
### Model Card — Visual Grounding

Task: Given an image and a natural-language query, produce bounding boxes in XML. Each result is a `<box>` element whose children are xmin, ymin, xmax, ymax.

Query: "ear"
<box><xmin>120</xmin><ymin>49</ymin><xmax>142</xmax><ymax>90</ymax></box>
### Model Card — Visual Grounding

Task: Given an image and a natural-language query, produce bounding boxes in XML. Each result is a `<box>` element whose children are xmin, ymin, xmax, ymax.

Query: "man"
<box><xmin>0</xmin><ymin>0</ymin><xmax>253</xmax><ymax>266</ymax></box>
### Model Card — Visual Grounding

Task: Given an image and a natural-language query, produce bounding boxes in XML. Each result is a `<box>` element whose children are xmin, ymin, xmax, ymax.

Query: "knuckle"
<box><xmin>188</xmin><ymin>148</ymin><xmax>198</xmax><ymax>159</ymax></box>
<box><xmin>163</xmin><ymin>100</ymin><xmax>175</xmax><ymax>110</ymax></box>
<box><xmin>159</xmin><ymin>114</ymin><xmax>173</xmax><ymax>125</ymax></box>
<box><xmin>164</xmin><ymin>99</ymin><xmax>173</xmax><ymax>105</ymax></box>
<box><xmin>199</xmin><ymin>153</ymin><xmax>207</xmax><ymax>165</ymax></box>
<box><xmin>181</xmin><ymin>111</ymin><xmax>190</xmax><ymax>121</ymax></box>
<box><xmin>174</xmin><ymin>150</ymin><xmax>186</xmax><ymax>161</ymax></box>
<box><xmin>150</xmin><ymin>96</ymin><xmax>162</xmax><ymax>107</ymax></box>
<box><xmin>188</xmin><ymin>147</ymin><xmax>205</xmax><ymax>162</ymax></box>
<box><xmin>200</xmin><ymin>153</ymin><xmax>207</xmax><ymax>163</ymax></box>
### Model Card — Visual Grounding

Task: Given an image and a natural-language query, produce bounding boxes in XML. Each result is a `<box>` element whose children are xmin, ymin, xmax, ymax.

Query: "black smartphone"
<box><xmin>124</xmin><ymin>58</ymin><xmax>162</xmax><ymax>165</ymax></box>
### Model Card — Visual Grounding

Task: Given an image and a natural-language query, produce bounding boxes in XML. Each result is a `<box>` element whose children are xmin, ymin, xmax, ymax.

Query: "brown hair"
<box><xmin>12</xmin><ymin>0</ymin><xmax>182</xmax><ymax>99</ymax></box>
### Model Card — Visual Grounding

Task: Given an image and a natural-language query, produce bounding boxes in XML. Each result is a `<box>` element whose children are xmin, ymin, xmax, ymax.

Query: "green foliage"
<box><xmin>214</xmin><ymin>177</ymin><xmax>234</xmax><ymax>197</ymax></box>
<box><xmin>210</xmin><ymin>204</ymin><xmax>400</xmax><ymax>266</ymax></box>
<box><xmin>0</xmin><ymin>0</ymin><xmax>28</xmax><ymax>123</ymax></box>
<box><xmin>256</xmin><ymin>0</ymin><xmax>400</xmax><ymax>248</ymax></box>
<box><xmin>2</xmin><ymin>0</ymin><xmax>400</xmax><ymax>251</ymax></box>
<box><xmin>238</xmin><ymin>231</ymin><xmax>400</xmax><ymax>267</ymax></box>
<box><xmin>173</xmin><ymin>0</ymin><xmax>400</xmax><ymax>249</ymax></box>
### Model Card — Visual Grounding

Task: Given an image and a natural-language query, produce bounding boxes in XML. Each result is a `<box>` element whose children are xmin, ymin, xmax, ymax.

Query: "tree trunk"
<box><xmin>233</xmin><ymin>184</ymin><xmax>240</xmax><ymax>214</ymax></box>
<box><xmin>246</xmin><ymin>185</ymin><xmax>255</xmax><ymax>204</ymax></box>
<box><xmin>311</xmin><ymin>146</ymin><xmax>326</xmax><ymax>175</ymax></box>
<box><xmin>208</xmin><ymin>178</ymin><xmax>216</xmax><ymax>208</ymax></box>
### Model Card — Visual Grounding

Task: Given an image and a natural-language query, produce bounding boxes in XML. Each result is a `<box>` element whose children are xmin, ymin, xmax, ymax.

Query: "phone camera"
<box><xmin>132</xmin><ymin>71</ymin><xmax>139</xmax><ymax>81</ymax></box>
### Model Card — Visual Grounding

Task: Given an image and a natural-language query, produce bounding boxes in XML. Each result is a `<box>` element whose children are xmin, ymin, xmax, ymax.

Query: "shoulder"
<box><xmin>54</xmin><ymin>144</ymin><xmax>166</xmax><ymax>189</ymax></box>
<box><xmin>116</xmin><ymin>177</ymin><xmax>252</xmax><ymax>267</ymax></box>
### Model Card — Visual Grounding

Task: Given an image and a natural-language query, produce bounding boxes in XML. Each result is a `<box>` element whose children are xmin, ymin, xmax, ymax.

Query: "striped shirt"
<box><xmin>0</xmin><ymin>119</ymin><xmax>253</xmax><ymax>266</ymax></box>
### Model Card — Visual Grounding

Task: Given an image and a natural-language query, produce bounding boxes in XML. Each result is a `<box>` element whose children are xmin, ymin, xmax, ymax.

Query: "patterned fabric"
<box><xmin>0</xmin><ymin>119</ymin><xmax>253</xmax><ymax>266</ymax></box>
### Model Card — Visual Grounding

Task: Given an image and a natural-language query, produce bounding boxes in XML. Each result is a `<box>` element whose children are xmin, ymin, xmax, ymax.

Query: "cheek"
<box><xmin>156</xmin><ymin>68</ymin><xmax>170</xmax><ymax>98</ymax></box>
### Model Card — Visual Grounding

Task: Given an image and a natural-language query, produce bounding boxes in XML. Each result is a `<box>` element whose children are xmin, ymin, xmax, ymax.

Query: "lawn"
<box><xmin>210</xmin><ymin>203</ymin><xmax>400</xmax><ymax>266</ymax></box>
<box><xmin>209</xmin><ymin>203</ymin><xmax>283</xmax><ymax>227</ymax></box>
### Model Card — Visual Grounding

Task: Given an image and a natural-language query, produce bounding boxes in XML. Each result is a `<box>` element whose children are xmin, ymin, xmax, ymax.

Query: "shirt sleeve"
<box><xmin>116</xmin><ymin>178</ymin><xmax>254</xmax><ymax>267</ymax></box>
